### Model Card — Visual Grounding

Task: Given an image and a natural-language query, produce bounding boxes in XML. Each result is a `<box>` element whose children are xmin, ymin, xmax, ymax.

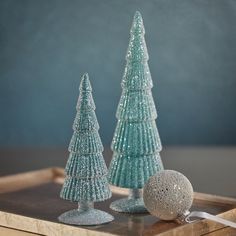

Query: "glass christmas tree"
<box><xmin>58</xmin><ymin>73</ymin><xmax>114</xmax><ymax>225</ymax></box>
<box><xmin>108</xmin><ymin>11</ymin><xmax>164</xmax><ymax>213</ymax></box>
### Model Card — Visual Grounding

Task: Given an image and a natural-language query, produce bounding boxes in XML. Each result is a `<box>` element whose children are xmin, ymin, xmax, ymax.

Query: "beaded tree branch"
<box><xmin>58</xmin><ymin>73</ymin><xmax>114</xmax><ymax>225</ymax></box>
<box><xmin>108</xmin><ymin>11</ymin><xmax>164</xmax><ymax>213</ymax></box>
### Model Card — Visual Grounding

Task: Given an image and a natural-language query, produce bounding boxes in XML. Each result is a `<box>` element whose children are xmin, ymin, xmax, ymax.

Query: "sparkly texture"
<box><xmin>76</xmin><ymin>73</ymin><xmax>95</xmax><ymax>111</ymax></box>
<box><xmin>108</xmin><ymin>152</ymin><xmax>163</xmax><ymax>188</ymax></box>
<box><xmin>73</xmin><ymin>109</ymin><xmax>99</xmax><ymax>132</ymax></box>
<box><xmin>130</xmin><ymin>11</ymin><xmax>145</xmax><ymax>34</ymax></box>
<box><xmin>112</xmin><ymin>120</ymin><xmax>162</xmax><ymax>155</ymax></box>
<box><xmin>110</xmin><ymin>189</ymin><xmax>148</xmax><ymax>213</ymax></box>
<box><xmin>58</xmin><ymin>202</ymin><xmax>114</xmax><ymax>225</ymax></box>
<box><xmin>65</xmin><ymin>153</ymin><xmax>107</xmax><ymax>178</ymax></box>
<box><xmin>76</xmin><ymin>91</ymin><xmax>95</xmax><ymax>111</ymax></box>
<box><xmin>68</xmin><ymin>130</ymin><xmax>103</xmax><ymax>154</ymax></box>
<box><xmin>122</xmin><ymin>62</ymin><xmax>152</xmax><ymax>90</ymax></box>
<box><xmin>79</xmin><ymin>73</ymin><xmax>92</xmax><ymax>92</ymax></box>
<box><xmin>61</xmin><ymin>175</ymin><xmax>111</xmax><ymax>202</ymax></box>
<box><xmin>59</xmin><ymin>73</ymin><xmax>112</xmax><ymax>225</ymax></box>
<box><xmin>126</xmin><ymin>12</ymin><xmax>148</xmax><ymax>63</ymax></box>
<box><xmin>108</xmin><ymin>11</ymin><xmax>163</xmax><ymax>190</ymax></box>
<box><xmin>110</xmin><ymin>197</ymin><xmax>147</xmax><ymax>213</ymax></box>
<box><xmin>143</xmin><ymin>170</ymin><xmax>194</xmax><ymax>221</ymax></box>
<box><xmin>116</xmin><ymin>90</ymin><xmax>157</xmax><ymax>121</ymax></box>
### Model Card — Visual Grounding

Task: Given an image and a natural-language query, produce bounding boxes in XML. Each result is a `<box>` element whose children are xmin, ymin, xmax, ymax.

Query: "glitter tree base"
<box><xmin>58</xmin><ymin>201</ymin><xmax>114</xmax><ymax>226</ymax></box>
<box><xmin>110</xmin><ymin>189</ymin><xmax>148</xmax><ymax>213</ymax></box>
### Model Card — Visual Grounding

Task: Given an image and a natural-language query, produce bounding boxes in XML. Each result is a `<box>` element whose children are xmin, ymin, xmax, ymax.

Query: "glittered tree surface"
<box><xmin>108</xmin><ymin>11</ymin><xmax>164</xmax><ymax>213</ymax></box>
<box><xmin>59</xmin><ymin>73</ymin><xmax>113</xmax><ymax>225</ymax></box>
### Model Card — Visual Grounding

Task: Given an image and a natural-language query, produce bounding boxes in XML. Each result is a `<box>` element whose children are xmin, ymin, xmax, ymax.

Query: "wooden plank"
<box><xmin>2</xmin><ymin>209</ymin><xmax>236</xmax><ymax>236</ymax></box>
<box><xmin>204</xmin><ymin>226</ymin><xmax>236</xmax><ymax>236</ymax></box>
<box><xmin>0</xmin><ymin>212</ymin><xmax>113</xmax><ymax>236</ymax></box>
<box><xmin>0</xmin><ymin>168</ymin><xmax>56</xmax><ymax>194</ymax></box>
<box><xmin>157</xmin><ymin>208</ymin><xmax>236</xmax><ymax>236</ymax></box>
<box><xmin>194</xmin><ymin>192</ymin><xmax>236</xmax><ymax>206</ymax></box>
<box><xmin>0</xmin><ymin>226</ymin><xmax>40</xmax><ymax>236</ymax></box>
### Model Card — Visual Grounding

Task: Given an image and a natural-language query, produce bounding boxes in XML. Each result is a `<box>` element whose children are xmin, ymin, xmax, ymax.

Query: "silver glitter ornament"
<box><xmin>143</xmin><ymin>170</ymin><xmax>236</xmax><ymax>229</ymax></box>
<box><xmin>143</xmin><ymin>170</ymin><xmax>193</xmax><ymax>220</ymax></box>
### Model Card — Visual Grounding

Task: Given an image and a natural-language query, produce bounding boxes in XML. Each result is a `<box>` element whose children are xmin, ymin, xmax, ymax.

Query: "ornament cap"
<box><xmin>80</xmin><ymin>73</ymin><xmax>92</xmax><ymax>92</ymax></box>
<box><xmin>131</xmin><ymin>11</ymin><xmax>145</xmax><ymax>34</ymax></box>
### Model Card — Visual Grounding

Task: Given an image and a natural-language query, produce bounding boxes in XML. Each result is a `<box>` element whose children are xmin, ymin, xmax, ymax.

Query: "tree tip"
<box><xmin>131</xmin><ymin>11</ymin><xmax>144</xmax><ymax>34</ymax></box>
<box><xmin>134</xmin><ymin>11</ymin><xmax>142</xmax><ymax>18</ymax></box>
<box><xmin>80</xmin><ymin>73</ymin><xmax>92</xmax><ymax>91</ymax></box>
<box><xmin>83</xmin><ymin>72</ymin><xmax>89</xmax><ymax>79</ymax></box>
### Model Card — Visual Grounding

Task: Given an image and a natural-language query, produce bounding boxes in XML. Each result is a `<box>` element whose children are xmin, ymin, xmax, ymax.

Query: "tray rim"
<box><xmin>0</xmin><ymin>167</ymin><xmax>236</xmax><ymax>236</ymax></box>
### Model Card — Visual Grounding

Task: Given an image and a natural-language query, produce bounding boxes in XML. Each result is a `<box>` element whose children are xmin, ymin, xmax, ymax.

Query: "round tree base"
<box><xmin>110</xmin><ymin>197</ymin><xmax>148</xmax><ymax>213</ymax></box>
<box><xmin>58</xmin><ymin>208</ymin><xmax>114</xmax><ymax>226</ymax></box>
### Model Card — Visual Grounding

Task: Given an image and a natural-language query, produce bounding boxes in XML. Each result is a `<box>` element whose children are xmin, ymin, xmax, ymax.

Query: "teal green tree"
<box><xmin>59</xmin><ymin>73</ymin><xmax>113</xmax><ymax>225</ymax></box>
<box><xmin>108</xmin><ymin>11</ymin><xmax>164</xmax><ymax>213</ymax></box>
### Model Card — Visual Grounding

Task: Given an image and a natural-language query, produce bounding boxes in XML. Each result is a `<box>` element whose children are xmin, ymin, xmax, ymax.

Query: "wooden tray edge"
<box><xmin>0</xmin><ymin>211</ymin><xmax>116</xmax><ymax>236</ymax></box>
<box><xmin>1</xmin><ymin>208</ymin><xmax>236</xmax><ymax>236</ymax></box>
<box><xmin>0</xmin><ymin>168</ymin><xmax>61</xmax><ymax>194</ymax></box>
<box><xmin>159</xmin><ymin>208</ymin><xmax>236</xmax><ymax>236</ymax></box>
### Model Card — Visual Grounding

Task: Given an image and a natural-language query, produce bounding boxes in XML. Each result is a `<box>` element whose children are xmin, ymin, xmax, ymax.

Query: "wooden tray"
<box><xmin>0</xmin><ymin>167</ymin><xmax>236</xmax><ymax>236</ymax></box>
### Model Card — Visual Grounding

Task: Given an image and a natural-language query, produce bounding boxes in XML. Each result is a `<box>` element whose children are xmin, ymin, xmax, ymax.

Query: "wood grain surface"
<box><xmin>0</xmin><ymin>226</ymin><xmax>40</xmax><ymax>236</ymax></box>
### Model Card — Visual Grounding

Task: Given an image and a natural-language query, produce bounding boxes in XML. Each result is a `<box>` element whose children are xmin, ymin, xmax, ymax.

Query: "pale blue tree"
<box><xmin>59</xmin><ymin>73</ymin><xmax>113</xmax><ymax>225</ymax></box>
<box><xmin>108</xmin><ymin>11</ymin><xmax>164</xmax><ymax>213</ymax></box>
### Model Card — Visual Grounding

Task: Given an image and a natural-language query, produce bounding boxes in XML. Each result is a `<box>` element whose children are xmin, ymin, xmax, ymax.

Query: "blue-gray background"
<box><xmin>1</xmin><ymin>0</ymin><xmax>236</xmax><ymax>147</ymax></box>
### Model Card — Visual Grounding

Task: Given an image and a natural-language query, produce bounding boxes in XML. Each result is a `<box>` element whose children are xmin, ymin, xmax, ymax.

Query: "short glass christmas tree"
<box><xmin>58</xmin><ymin>73</ymin><xmax>114</xmax><ymax>225</ymax></box>
<box><xmin>108</xmin><ymin>11</ymin><xmax>164</xmax><ymax>213</ymax></box>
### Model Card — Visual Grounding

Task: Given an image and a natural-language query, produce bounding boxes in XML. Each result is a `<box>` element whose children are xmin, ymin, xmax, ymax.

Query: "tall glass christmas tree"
<box><xmin>58</xmin><ymin>73</ymin><xmax>114</xmax><ymax>225</ymax></box>
<box><xmin>108</xmin><ymin>11</ymin><xmax>164</xmax><ymax>213</ymax></box>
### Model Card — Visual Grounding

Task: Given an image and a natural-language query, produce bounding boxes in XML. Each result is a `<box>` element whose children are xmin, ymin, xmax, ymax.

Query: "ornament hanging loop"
<box><xmin>185</xmin><ymin>211</ymin><xmax>236</xmax><ymax>228</ymax></box>
<box><xmin>176</xmin><ymin>211</ymin><xmax>190</xmax><ymax>224</ymax></box>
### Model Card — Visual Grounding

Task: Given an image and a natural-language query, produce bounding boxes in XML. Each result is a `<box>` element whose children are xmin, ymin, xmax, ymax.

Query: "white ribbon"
<box><xmin>185</xmin><ymin>211</ymin><xmax>236</xmax><ymax>228</ymax></box>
